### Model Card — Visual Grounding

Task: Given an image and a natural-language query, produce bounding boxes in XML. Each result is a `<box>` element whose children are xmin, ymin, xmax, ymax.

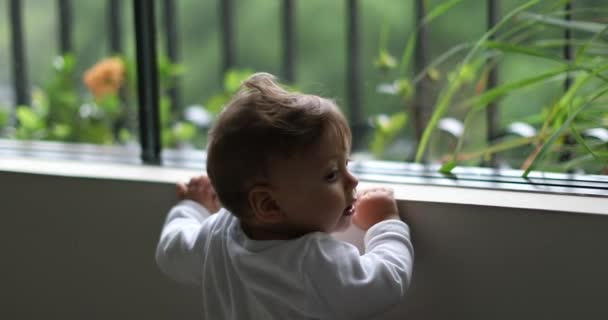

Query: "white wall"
<box><xmin>1</xmin><ymin>170</ymin><xmax>607</xmax><ymax>320</ymax></box>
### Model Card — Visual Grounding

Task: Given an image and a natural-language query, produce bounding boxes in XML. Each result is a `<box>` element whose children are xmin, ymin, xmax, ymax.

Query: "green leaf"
<box><xmin>97</xmin><ymin>94</ymin><xmax>121</xmax><ymax>116</ymax></box>
<box><xmin>439</xmin><ymin>160</ymin><xmax>456</xmax><ymax>174</ymax></box>
<box><xmin>173</xmin><ymin>122</ymin><xmax>197</xmax><ymax>142</ymax></box>
<box><xmin>374</xmin><ymin>50</ymin><xmax>398</xmax><ymax>72</ymax></box>
<box><xmin>395</xmin><ymin>79</ymin><xmax>413</xmax><ymax>99</ymax></box>
<box><xmin>552</xmin><ymin>63</ymin><xmax>608</xmax><ymax>122</ymax></box>
<box><xmin>380</xmin><ymin>112</ymin><xmax>408</xmax><ymax>134</ymax></box>
<box><xmin>400</xmin><ymin>0</ymin><xmax>465</xmax><ymax>75</ymax></box>
<box><xmin>371</xmin><ymin>112</ymin><xmax>408</xmax><ymax>157</ymax></box>
<box><xmin>79</xmin><ymin>122</ymin><xmax>113</xmax><ymax>144</ymax></box>
<box><xmin>205</xmin><ymin>94</ymin><xmax>230</xmax><ymax>115</ymax></box>
<box><xmin>569</xmin><ymin>125</ymin><xmax>604</xmax><ymax>162</ymax></box>
<box><xmin>412</xmin><ymin>42</ymin><xmax>472</xmax><ymax>84</ymax></box>
<box><xmin>462</xmin><ymin>136</ymin><xmax>537</xmax><ymax>163</ymax></box>
<box><xmin>523</xmin><ymin>85</ymin><xmax>608</xmax><ymax>177</ymax></box>
<box><xmin>574</xmin><ymin>24</ymin><xmax>608</xmax><ymax>64</ymax></box>
<box><xmin>62</xmin><ymin>54</ymin><xmax>76</xmax><ymax>72</ymax></box>
<box><xmin>519</xmin><ymin>12</ymin><xmax>608</xmax><ymax>35</ymax></box>
<box><xmin>51</xmin><ymin>124</ymin><xmax>71</xmax><ymax>139</ymax></box>
<box><xmin>224</xmin><ymin>69</ymin><xmax>254</xmax><ymax>93</ymax></box>
<box><xmin>466</xmin><ymin>68</ymin><xmax>568</xmax><ymax>113</ymax></box>
<box><xmin>160</xmin><ymin>96</ymin><xmax>172</xmax><ymax>127</ymax></box>
<box><xmin>162</xmin><ymin>130</ymin><xmax>173</xmax><ymax>148</ymax></box>
<box><xmin>483</xmin><ymin>40</ymin><xmax>563</xmax><ymax>62</ymax></box>
<box><xmin>399</xmin><ymin>36</ymin><xmax>417</xmax><ymax>76</ymax></box>
<box><xmin>0</xmin><ymin>107</ymin><xmax>9</xmax><ymax>128</ymax></box>
<box><xmin>118</xmin><ymin>128</ymin><xmax>132</xmax><ymax>144</ymax></box>
<box><xmin>483</xmin><ymin>40</ymin><xmax>608</xmax><ymax>83</ymax></box>
<box><xmin>57</xmin><ymin>92</ymin><xmax>79</xmax><ymax>110</ymax></box>
<box><xmin>423</xmin><ymin>0</ymin><xmax>465</xmax><ymax>25</ymax></box>
<box><xmin>16</xmin><ymin>107</ymin><xmax>43</xmax><ymax>130</ymax></box>
<box><xmin>560</xmin><ymin>152</ymin><xmax>608</xmax><ymax>171</ymax></box>
<box><xmin>52</xmin><ymin>54</ymin><xmax>76</xmax><ymax>73</ymax></box>
<box><xmin>415</xmin><ymin>0</ymin><xmax>541</xmax><ymax>163</ymax></box>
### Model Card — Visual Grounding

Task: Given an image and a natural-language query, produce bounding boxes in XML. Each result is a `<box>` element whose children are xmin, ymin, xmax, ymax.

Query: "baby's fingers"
<box><xmin>357</xmin><ymin>187</ymin><xmax>393</xmax><ymax>197</ymax></box>
<box><xmin>176</xmin><ymin>183</ymin><xmax>188</xmax><ymax>199</ymax></box>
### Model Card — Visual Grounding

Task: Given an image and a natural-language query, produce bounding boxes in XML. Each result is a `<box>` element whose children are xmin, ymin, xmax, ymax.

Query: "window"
<box><xmin>1</xmin><ymin>0</ymin><xmax>606</xmax><ymax>195</ymax></box>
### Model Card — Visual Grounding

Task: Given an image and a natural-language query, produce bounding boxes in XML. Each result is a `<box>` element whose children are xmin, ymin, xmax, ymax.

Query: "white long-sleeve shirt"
<box><xmin>156</xmin><ymin>200</ymin><xmax>414</xmax><ymax>320</ymax></box>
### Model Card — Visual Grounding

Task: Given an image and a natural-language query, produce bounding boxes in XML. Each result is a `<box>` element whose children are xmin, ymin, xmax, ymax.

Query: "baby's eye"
<box><xmin>324</xmin><ymin>170</ymin><xmax>339</xmax><ymax>182</ymax></box>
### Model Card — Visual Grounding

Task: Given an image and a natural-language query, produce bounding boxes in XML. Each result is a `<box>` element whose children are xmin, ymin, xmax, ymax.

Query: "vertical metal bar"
<box><xmin>108</xmin><ymin>0</ymin><xmax>123</xmax><ymax>54</ymax></box>
<box><xmin>560</xmin><ymin>1</ymin><xmax>574</xmax><ymax>164</ymax></box>
<box><xmin>108</xmin><ymin>0</ymin><xmax>127</xmax><ymax>142</ymax></box>
<box><xmin>486</xmin><ymin>0</ymin><xmax>500</xmax><ymax>167</ymax></box>
<box><xmin>412</xmin><ymin>0</ymin><xmax>429</xmax><ymax>160</ymax></box>
<box><xmin>563</xmin><ymin>1</ymin><xmax>573</xmax><ymax>90</ymax></box>
<box><xmin>57</xmin><ymin>0</ymin><xmax>72</xmax><ymax>54</ymax></box>
<box><xmin>346</xmin><ymin>0</ymin><xmax>363</xmax><ymax>149</ymax></box>
<box><xmin>282</xmin><ymin>0</ymin><xmax>295</xmax><ymax>83</ymax></box>
<box><xmin>8</xmin><ymin>0</ymin><xmax>30</xmax><ymax>108</ymax></box>
<box><xmin>163</xmin><ymin>0</ymin><xmax>182</xmax><ymax>114</ymax></box>
<box><xmin>219</xmin><ymin>0</ymin><xmax>235</xmax><ymax>75</ymax></box>
<box><xmin>133</xmin><ymin>0</ymin><xmax>162</xmax><ymax>164</ymax></box>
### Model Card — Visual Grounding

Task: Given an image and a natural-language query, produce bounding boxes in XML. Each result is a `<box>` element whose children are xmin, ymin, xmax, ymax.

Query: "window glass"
<box><xmin>1</xmin><ymin>0</ymin><xmax>606</xmax><ymax>177</ymax></box>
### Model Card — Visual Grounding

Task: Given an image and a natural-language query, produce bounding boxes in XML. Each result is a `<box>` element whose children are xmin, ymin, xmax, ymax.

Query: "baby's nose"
<box><xmin>346</xmin><ymin>170</ymin><xmax>359</xmax><ymax>189</ymax></box>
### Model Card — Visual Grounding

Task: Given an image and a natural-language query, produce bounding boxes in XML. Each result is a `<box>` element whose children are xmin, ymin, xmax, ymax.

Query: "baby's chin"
<box><xmin>332</xmin><ymin>215</ymin><xmax>352</xmax><ymax>233</ymax></box>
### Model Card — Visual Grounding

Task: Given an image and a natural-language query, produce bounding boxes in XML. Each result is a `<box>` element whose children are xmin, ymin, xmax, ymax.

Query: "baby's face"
<box><xmin>267</xmin><ymin>130</ymin><xmax>359</xmax><ymax>234</ymax></box>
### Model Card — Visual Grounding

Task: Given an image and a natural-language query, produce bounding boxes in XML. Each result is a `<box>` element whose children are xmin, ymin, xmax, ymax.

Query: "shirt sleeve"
<box><xmin>155</xmin><ymin>199</ymin><xmax>213</xmax><ymax>285</ymax></box>
<box><xmin>305</xmin><ymin>220</ymin><xmax>414</xmax><ymax>320</ymax></box>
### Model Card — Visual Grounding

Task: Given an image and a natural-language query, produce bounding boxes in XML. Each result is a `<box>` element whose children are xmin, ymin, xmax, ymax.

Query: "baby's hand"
<box><xmin>352</xmin><ymin>187</ymin><xmax>400</xmax><ymax>231</ymax></box>
<box><xmin>177</xmin><ymin>175</ymin><xmax>222</xmax><ymax>213</ymax></box>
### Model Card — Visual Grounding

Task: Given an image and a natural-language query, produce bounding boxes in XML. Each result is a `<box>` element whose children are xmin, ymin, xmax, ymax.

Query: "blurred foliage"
<box><xmin>371</xmin><ymin>0</ymin><xmax>608</xmax><ymax>175</ymax></box>
<box><xmin>1</xmin><ymin>53</ymin><xmax>203</xmax><ymax>148</ymax></box>
<box><xmin>204</xmin><ymin>69</ymin><xmax>255</xmax><ymax>115</ymax></box>
<box><xmin>0</xmin><ymin>0</ymin><xmax>606</xmax><ymax>175</ymax></box>
<box><xmin>370</xmin><ymin>112</ymin><xmax>408</xmax><ymax>158</ymax></box>
<box><xmin>0</xmin><ymin>106</ymin><xmax>8</xmax><ymax>129</ymax></box>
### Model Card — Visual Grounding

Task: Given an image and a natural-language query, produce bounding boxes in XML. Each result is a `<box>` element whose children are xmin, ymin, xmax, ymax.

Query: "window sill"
<box><xmin>0</xmin><ymin>139</ymin><xmax>606</xmax><ymax>215</ymax></box>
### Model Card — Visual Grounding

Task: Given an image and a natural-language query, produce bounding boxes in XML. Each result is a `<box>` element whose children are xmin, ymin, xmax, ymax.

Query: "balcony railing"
<box><xmin>4</xmin><ymin>0</ymin><xmax>582</xmax><ymax>165</ymax></box>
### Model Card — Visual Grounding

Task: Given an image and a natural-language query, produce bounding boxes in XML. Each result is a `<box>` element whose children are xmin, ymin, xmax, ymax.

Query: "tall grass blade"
<box><xmin>415</xmin><ymin>0</ymin><xmax>542</xmax><ymax>162</ymax></box>
<box><xmin>423</xmin><ymin>0</ymin><xmax>465</xmax><ymax>24</ymax></box>
<box><xmin>522</xmin><ymin>86</ymin><xmax>608</xmax><ymax>177</ymax></box>
<box><xmin>574</xmin><ymin>25</ymin><xmax>608</xmax><ymax>64</ymax></box>
<box><xmin>399</xmin><ymin>0</ymin><xmax>465</xmax><ymax>75</ymax></box>
<box><xmin>442</xmin><ymin>68</ymin><xmax>556</xmax><ymax>172</ymax></box>
<box><xmin>519</xmin><ymin>12</ymin><xmax>607</xmax><ymax>35</ymax></box>
<box><xmin>569</xmin><ymin>125</ymin><xmax>605</xmax><ymax>162</ymax></box>
<box><xmin>483</xmin><ymin>41</ymin><xmax>608</xmax><ymax>82</ymax></box>
<box><xmin>413</xmin><ymin>42</ymin><xmax>472</xmax><ymax>84</ymax></box>
<box><xmin>484</xmin><ymin>41</ymin><xmax>563</xmax><ymax>62</ymax></box>
<box><xmin>467</xmin><ymin>68</ymin><xmax>568</xmax><ymax>112</ymax></box>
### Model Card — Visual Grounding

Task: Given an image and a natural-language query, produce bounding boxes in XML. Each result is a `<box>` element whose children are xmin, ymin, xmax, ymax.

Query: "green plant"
<box><xmin>373</xmin><ymin>0</ymin><xmax>608</xmax><ymax>176</ymax></box>
<box><xmin>0</xmin><ymin>106</ymin><xmax>9</xmax><ymax>130</ymax></box>
<box><xmin>370</xmin><ymin>112</ymin><xmax>408</xmax><ymax>159</ymax></box>
<box><xmin>204</xmin><ymin>69</ymin><xmax>255</xmax><ymax>115</ymax></box>
<box><xmin>7</xmin><ymin>54</ymin><xmax>128</xmax><ymax>144</ymax></box>
<box><xmin>2</xmin><ymin>53</ymin><xmax>203</xmax><ymax>149</ymax></box>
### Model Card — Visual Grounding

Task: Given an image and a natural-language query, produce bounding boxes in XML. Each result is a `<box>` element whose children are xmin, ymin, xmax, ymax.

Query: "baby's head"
<box><xmin>207</xmin><ymin>73</ymin><xmax>359</xmax><ymax>239</ymax></box>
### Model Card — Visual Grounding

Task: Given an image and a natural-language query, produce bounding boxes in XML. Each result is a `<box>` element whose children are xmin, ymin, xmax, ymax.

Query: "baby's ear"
<box><xmin>248</xmin><ymin>186</ymin><xmax>285</xmax><ymax>224</ymax></box>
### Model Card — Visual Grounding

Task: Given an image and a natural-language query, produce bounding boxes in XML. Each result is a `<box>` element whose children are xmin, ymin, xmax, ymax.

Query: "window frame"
<box><xmin>1</xmin><ymin>138</ymin><xmax>606</xmax><ymax>202</ymax></box>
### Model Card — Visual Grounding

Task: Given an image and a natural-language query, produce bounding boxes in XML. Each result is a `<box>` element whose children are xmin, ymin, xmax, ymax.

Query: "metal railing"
<box><xmin>5</xmin><ymin>0</ymin><xmax>575</xmax><ymax>165</ymax></box>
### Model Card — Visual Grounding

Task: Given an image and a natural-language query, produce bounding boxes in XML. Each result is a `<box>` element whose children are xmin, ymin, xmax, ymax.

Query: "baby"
<box><xmin>156</xmin><ymin>73</ymin><xmax>414</xmax><ymax>319</ymax></box>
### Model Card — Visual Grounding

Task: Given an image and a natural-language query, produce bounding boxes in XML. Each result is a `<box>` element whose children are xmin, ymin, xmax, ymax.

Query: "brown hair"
<box><xmin>206</xmin><ymin>72</ymin><xmax>351</xmax><ymax>218</ymax></box>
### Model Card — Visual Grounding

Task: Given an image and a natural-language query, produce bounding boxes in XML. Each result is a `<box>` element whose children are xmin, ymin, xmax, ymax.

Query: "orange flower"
<box><xmin>83</xmin><ymin>57</ymin><xmax>125</xmax><ymax>99</ymax></box>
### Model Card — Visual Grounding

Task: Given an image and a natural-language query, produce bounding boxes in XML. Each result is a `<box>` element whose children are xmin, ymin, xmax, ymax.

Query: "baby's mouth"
<box><xmin>342</xmin><ymin>204</ymin><xmax>355</xmax><ymax>216</ymax></box>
